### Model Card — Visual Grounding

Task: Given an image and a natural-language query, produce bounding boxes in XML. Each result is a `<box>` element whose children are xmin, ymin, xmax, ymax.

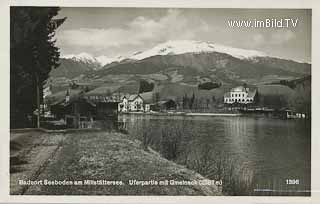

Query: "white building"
<box><xmin>43</xmin><ymin>85</ymin><xmax>52</xmax><ymax>99</ymax></box>
<box><xmin>118</xmin><ymin>96</ymin><xmax>129</xmax><ymax>112</ymax></box>
<box><xmin>118</xmin><ymin>94</ymin><xmax>150</xmax><ymax>112</ymax></box>
<box><xmin>224</xmin><ymin>86</ymin><xmax>256</xmax><ymax>104</ymax></box>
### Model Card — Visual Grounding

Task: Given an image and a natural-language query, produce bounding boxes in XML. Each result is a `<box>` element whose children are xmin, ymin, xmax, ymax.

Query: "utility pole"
<box><xmin>33</xmin><ymin>46</ymin><xmax>40</xmax><ymax>129</ymax></box>
<box><xmin>36</xmin><ymin>74</ymin><xmax>40</xmax><ymax>128</ymax></box>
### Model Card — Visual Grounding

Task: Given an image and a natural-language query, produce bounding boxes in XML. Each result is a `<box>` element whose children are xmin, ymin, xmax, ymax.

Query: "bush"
<box><xmin>198</xmin><ymin>82</ymin><xmax>221</xmax><ymax>90</ymax></box>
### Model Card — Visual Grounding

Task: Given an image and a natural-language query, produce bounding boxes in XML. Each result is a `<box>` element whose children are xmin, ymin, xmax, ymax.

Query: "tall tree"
<box><xmin>189</xmin><ymin>92</ymin><xmax>195</xmax><ymax>109</ymax></box>
<box><xmin>10</xmin><ymin>7</ymin><xmax>66</xmax><ymax>128</ymax></box>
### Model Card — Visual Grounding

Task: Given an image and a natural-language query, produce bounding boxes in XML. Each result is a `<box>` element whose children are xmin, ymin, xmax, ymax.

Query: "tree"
<box><xmin>11</xmin><ymin>7</ymin><xmax>66</xmax><ymax>128</ymax></box>
<box><xmin>198</xmin><ymin>82</ymin><xmax>221</xmax><ymax>90</ymax></box>
<box><xmin>139</xmin><ymin>80</ymin><xmax>154</xmax><ymax>93</ymax></box>
<box><xmin>182</xmin><ymin>93</ymin><xmax>188</xmax><ymax>109</ymax></box>
<box><xmin>189</xmin><ymin>92</ymin><xmax>195</xmax><ymax>109</ymax></box>
<box><xmin>206</xmin><ymin>98</ymin><xmax>210</xmax><ymax>108</ymax></box>
<box><xmin>152</xmin><ymin>92</ymin><xmax>160</xmax><ymax>103</ymax></box>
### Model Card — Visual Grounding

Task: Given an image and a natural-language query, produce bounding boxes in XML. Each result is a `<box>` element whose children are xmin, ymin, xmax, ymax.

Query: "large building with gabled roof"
<box><xmin>118</xmin><ymin>94</ymin><xmax>150</xmax><ymax>112</ymax></box>
<box><xmin>224</xmin><ymin>86</ymin><xmax>257</xmax><ymax>104</ymax></box>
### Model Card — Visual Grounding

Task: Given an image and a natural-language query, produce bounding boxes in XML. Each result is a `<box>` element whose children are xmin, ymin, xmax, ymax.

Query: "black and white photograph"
<box><xmin>6</xmin><ymin>2</ymin><xmax>316</xmax><ymax>200</ymax></box>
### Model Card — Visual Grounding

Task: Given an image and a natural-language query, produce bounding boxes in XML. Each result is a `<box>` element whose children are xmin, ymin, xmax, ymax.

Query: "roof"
<box><xmin>84</xmin><ymin>85</ymin><xmax>121</xmax><ymax>96</ymax></box>
<box><xmin>139</xmin><ymin>92</ymin><xmax>153</xmax><ymax>104</ymax></box>
<box><xmin>224</xmin><ymin>92</ymin><xmax>231</xmax><ymax>98</ymax></box>
<box><xmin>231</xmin><ymin>86</ymin><xmax>246</xmax><ymax>92</ymax></box>
<box><xmin>128</xmin><ymin>94</ymin><xmax>143</xmax><ymax>101</ymax></box>
<box><xmin>247</xmin><ymin>89</ymin><xmax>257</xmax><ymax>98</ymax></box>
<box><xmin>45</xmin><ymin>89</ymin><xmax>83</xmax><ymax>106</ymax></box>
<box><xmin>225</xmin><ymin>87</ymin><xmax>256</xmax><ymax>98</ymax></box>
<box><xmin>59</xmin><ymin>98</ymin><xmax>96</xmax><ymax>107</ymax></box>
<box><xmin>151</xmin><ymin>99</ymin><xmax>177</xmax><ymax>106</ymax></box>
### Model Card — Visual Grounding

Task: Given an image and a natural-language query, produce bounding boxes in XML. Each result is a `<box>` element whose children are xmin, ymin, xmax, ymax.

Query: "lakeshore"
<box><xmin>120</xmin><ymin>111</ymin><xmax>242</xmax><ymax>117</ymax></box>
<box><xmin>10</xmin><ymin>129</ymin><xmax>222</xmax><ymax>195</ymax></box>
<box><xmin>118</xmin><ymin>110</ymin><xmax>308</xmax><ymax>119</ymax></box>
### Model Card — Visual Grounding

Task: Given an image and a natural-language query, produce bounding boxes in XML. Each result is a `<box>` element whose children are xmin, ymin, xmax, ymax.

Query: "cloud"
<box><xmin>246</xmin><ymin>30</ymin><xmax>295</xmax><ymax>49</ymax></box>
<box><xmin>252</xmin><ymin>33</ymin><xmax>265</xmax><ymax>46</ymax></box>
<box><xmin>56</xmin><ymin>9</ymin><xmax>209</xmax><ymax>54</ymax></box>
<box><xmin>270</xmin><ymin>30</ymin><xmax>295</xmax><ymax>44</ymax></box>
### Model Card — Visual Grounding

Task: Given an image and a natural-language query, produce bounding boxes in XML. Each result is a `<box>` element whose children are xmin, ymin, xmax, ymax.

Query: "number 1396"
<box><xmin>286</xmin><ymin>179</ymin><xmax>299</xmax><ymax>185</ymax></box>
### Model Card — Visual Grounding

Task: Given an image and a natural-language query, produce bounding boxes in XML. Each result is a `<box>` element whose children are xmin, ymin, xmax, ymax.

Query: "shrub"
<box><xmin>198</xmin><ymin>82</ymin><xmax>221</xmax><ymax>90</ymax></box>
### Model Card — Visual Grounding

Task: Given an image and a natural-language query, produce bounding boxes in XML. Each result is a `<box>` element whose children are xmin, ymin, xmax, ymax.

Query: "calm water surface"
<box><xmin>115</xmin><ymin>114</ymin><xmax>311</xmax><ymax>196</ymax></box>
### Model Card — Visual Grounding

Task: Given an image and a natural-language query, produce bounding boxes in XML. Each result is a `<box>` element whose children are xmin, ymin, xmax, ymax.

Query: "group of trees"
<box><xmin>139</xmin><ymin>79</ymin><xmax>154</xmax><ymax>93</ymax></box>
<box><xmin>182</xmin><ymin>93</ymin><xmax>195</xmax><ymax>109</ymax></box>
<box><xmin>11</xmin><ymin>7</ymin><xmax>65</xmax><ymax>128</ymax></box>
<box><xmin>198</xmin><ymin>82</ymin><xmax>221</xmax><ymax>90</ymax></box>
<box><xmin>182</xmin><ymin>93</ymin><xmax>218</xmax><ymax>110</ymax></box>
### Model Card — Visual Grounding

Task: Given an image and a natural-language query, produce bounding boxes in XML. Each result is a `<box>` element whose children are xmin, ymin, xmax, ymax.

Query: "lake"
<box><xmin>115</xmin><ymin>114</ymin><xmax>311</xmax><ymax>196</ymax></box>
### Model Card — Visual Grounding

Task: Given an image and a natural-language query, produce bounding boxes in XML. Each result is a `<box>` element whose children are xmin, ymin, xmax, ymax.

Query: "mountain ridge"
<box><xmin>51</xmin><ymin>40</ymin><xmax>310</xmax><ymax>88</ymax></box>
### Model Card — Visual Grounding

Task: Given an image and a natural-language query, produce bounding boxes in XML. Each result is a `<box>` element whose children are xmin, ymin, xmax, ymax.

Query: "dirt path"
<box><xmin>10</xmin><ymin>130</ymin><xmax>64</xmax><ymax>195</ymax></box>
<box><xmin>10</xmin><ymin>130</ymin><xmax>222</xmax><ymax>195</ymax></box>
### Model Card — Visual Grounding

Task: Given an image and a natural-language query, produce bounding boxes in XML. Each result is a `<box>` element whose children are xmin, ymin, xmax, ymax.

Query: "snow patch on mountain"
<box><xmin>63</xmin><ymin>52</ymin><xmax>97</xmax><ymax>64</ymax></box>
<box><xmin>129</xmin><ymin>40</ymin><xmax>267</xmax><ymax>61</ymax></box>
<box><xmin>62</xmin><ymin>52</ymin><xmax>122</xmax><ymax>67</ymax></box>
<box><xmin>96</xmin><ymin>55</ymin><xmax>123</xmax><ymax>66</ymax></box>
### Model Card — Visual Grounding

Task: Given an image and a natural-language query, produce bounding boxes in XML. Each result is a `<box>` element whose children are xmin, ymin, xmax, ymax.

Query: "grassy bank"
<box><xmin>11</xmin><ymin>130</ymin><xmax>222</xmax><ymax>195</ymax></box>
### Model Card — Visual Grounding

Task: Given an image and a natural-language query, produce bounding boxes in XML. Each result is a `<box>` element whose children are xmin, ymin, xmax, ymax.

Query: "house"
<box><xmin>224</xmin><ymin>86</ymin><xmax>257</xmax><ymax>104</ymax></box>
<box><xmin>150</xmin><ymin>99</ymin><xmax>177</xmax><ymax>111</ymax></box>
<box><xmin>83</xmin><ymin>86</ymin><xmax>121</xmax><ymax>103</ymax></box>
<box><xmin>83</xmin><ymin>86</ymin><xmax>122</xmax><ymax>118</ymax></box>
<box><xmin>48</xmin><ymin>90</ymin><xmax>96</xmax><ymax>128</ymax></box>
<box><xmin>118</xmin><ymin>96</ymin><xmax>129</xmax><ymax>112</ymax></box>
<box><xmin>118</xmin><ymin>94</ymin><xmax>150</xmax><ymax>112</ymax></box>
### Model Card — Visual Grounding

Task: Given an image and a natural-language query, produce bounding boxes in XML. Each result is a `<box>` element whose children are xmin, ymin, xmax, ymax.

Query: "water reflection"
<box><xmin>114</xmin><ymin>114</ymin><xmax>310</xmax><ymax>196</ymax></box>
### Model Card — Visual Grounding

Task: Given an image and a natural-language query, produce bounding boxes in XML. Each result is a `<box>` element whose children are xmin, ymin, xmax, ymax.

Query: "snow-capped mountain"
<box><xmin>99</xmin><ymin>40</ymin><xmax>310</xmax><ymax>81</ymax></box>
<box><xmin>62</xmin><ymin>52</ymin><xmax>121</xmax><ymax>67</ymax></box>
<box><xmin>63</xmin><ymin>52</ymin><xmax>98</xmax><ymax>64</ymax></box>
<box><xmin>128</xmin><ymin>40</ymin><xmax>267</xmax><ymax>61</ymax></box>
<box><xmin>61</xmin><ymin>41</ymin><xmax>267</xmax><ymax>67</ymax></box>
<box><xmin>54</xmin><ymin>40</ymin><xmax>310</xmax><ymax>81</ymax></box>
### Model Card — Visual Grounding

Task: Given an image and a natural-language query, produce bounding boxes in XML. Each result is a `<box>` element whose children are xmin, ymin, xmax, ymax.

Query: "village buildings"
<box><xmin>48</xmin><ymin>89</ymin><xmax>96</xmax><ymax>128</ymax></box>
<box><xmin>46</xmin><ymin>88</ymin><xmax>152</xmax><ymax>127</ymax></box>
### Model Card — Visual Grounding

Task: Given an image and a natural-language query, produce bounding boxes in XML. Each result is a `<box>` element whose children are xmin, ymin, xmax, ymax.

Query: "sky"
<box><xmin>56</xmin><ymin>8</ymin><xmax>311</xmax><ymax>63</ymax></box>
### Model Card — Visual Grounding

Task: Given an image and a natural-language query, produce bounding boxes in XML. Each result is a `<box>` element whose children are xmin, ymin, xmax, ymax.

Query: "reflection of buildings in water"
<box><xmin>223</xmin><ymin>117</ymin><xmax>258</xmax><ymax>185</ymax></box>
<box><xmin>223</xmin><ymin>117</ymin><xmax>257</xmax><ymax>153</ymax></box>
<box><xmin>117</xmin><ymin>116</ymin><xmax>129</xmax><ymax>131</ymax></box>
<box><xmin>118</xmin><ymin>115</ymin><xmax>146</xmax><ymax>132</ymax></box>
